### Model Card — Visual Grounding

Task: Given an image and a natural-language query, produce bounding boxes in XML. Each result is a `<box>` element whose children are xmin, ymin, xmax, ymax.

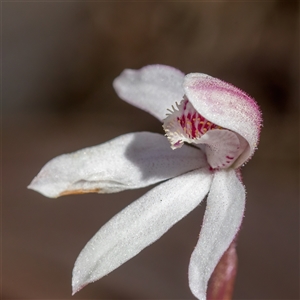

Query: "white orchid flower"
<box><xmin>28</xmin><ymin>65</ymin><xmax>262</xmax><ymax>299</ymax></box>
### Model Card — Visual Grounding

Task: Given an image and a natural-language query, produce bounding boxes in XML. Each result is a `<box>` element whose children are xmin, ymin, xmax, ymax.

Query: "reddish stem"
<box><xmin>207</xmin><ymin>240</ymin><xmax>238</xmax><ymax>300</ymax></box>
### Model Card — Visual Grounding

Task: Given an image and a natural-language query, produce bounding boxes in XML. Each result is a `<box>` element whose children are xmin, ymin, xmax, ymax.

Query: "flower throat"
<box><xmin>163</xmin><ymin>97</ymin><xmax>221</xmax><ymax>149</ymax></box>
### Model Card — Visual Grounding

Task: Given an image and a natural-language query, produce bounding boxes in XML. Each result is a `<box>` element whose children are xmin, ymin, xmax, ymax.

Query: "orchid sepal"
<box><xmin>183</xmin><ymin>73</ymin><xmax>262</xmax><ymax>167</ymax></box>
<box><xmin>188</xmin><ymin>169</ymin><xmax>245</xmax><ymax>299</ymax></box>
<box><xmin>72</xmin><ymin>168</ymin><xmax>213</xmax><ymax>295</ymax></box>
<box><xmin>28</xmin><ymin>132</ymin><xmax>207</xmax><ymax>198</ymax></box>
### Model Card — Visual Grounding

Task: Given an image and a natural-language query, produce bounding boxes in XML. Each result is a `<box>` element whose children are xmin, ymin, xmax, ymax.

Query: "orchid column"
<box><xmin>28</xmin><ymin>65</ymin><xmax>262</xmax><ymax>300</ymax></box>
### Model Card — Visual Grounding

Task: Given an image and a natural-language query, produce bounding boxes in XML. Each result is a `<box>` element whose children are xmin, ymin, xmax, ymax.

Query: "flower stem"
<box><xmin>207</xmin><ymin>240</ymin><xmax>238</xmax><ymax>300</ymax></box>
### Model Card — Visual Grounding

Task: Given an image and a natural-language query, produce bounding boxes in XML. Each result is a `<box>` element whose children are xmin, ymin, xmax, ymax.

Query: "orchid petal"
<box><xmin>28</xmin><ymin>132</ymin><xmax>207</xmax><ymax>198</ymax></box>
<box><xmin>197</xmin><ymin>129</ymin><xmax>241</xmax><ymax>169</ymax></box>
<box><xmin>184</xmin><ymin>73</ymin><xmax>262</xmax><ymax>166</ymax></box>
<box><xmin>188</xmin><ymin>169</ymin><xmax>245</xmax><ymax>300</ymax></box>
<box><xmin>72</xmin><ymin>168</ymin><xmax>213</xmax><ymax>295</ymax></box>
<box><xmin>113</xmin><ymin>65</ymin><xmax>185</xmax><ymax>121</ymax></box>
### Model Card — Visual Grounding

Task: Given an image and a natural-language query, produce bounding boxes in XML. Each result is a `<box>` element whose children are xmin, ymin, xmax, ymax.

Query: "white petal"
<box><xmin>197</xmin><ymin>129</ymin><xmax>241</xmax><ymax>169</ymax></box>
<box><xmin>188</xmin><ymin>169</ymin><xmax>245</xmax><ymax>300</ymax></box>
<box><xmin>72</xmin><ymin>168</ymin><xmax>213</xmax><ymax>295</ymax></box>
<box><xmin>184</xmin><ymin>73</ymin><xmax>262</xmax><ymax>167</ymax></box>
<box><xmin>113</xmin><ymin>65</ymin><xmax>185</xmax><ymax>121</ymax></box>
<box><xmin>28</xmin><ymin>132</ymin><xmax>207</xmax><ymax>198</ymax></box>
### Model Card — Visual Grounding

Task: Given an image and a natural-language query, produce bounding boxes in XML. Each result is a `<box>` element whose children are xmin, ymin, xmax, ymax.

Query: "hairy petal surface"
<box><xmin>188</xmin><ymin>169</ymin><xmax>245</xmax><ymax>300</ymax></box>
<box><xmin>113</xmin><ymin>65</ymin><xmax>185</xmax><ymax>121</ymax></box>
<box><xmin>28</xmin><ymin>132</ymin><xmax>207</xmax><ymax>198</ymax></box>
<box><xmin>184</xmin><ymin>73</ymin><xmax>262</xmax><ymax>167</ymax></box>
<box><xmin>72</xmin><ymin>169</ymin><xmax>213</xmax><ymax>295</ymax></box>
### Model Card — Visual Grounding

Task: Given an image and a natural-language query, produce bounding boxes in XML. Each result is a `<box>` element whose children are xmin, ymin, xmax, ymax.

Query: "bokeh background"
<box><xmin>2</xmin><ymin>1</ymin><xmax>299</xmax><ymax>299</ymax></box>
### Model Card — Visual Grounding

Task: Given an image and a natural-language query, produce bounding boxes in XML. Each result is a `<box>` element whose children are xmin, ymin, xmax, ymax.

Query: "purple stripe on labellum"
<box><xmin>163</xmin><ymin>97</ymin><xmax>242</xmax><ymax>170</ymax></box>
<box><xmin>163</xmin><ymin>97</ymin><xmax>222</xmax><ymax>150</ymax></box>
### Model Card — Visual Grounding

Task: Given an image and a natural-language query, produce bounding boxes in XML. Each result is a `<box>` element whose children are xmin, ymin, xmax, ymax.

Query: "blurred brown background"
<box><xmin>2</xmin><ymin>1</ymin><xmax>299</xmax><ymax>299</ymax></box>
